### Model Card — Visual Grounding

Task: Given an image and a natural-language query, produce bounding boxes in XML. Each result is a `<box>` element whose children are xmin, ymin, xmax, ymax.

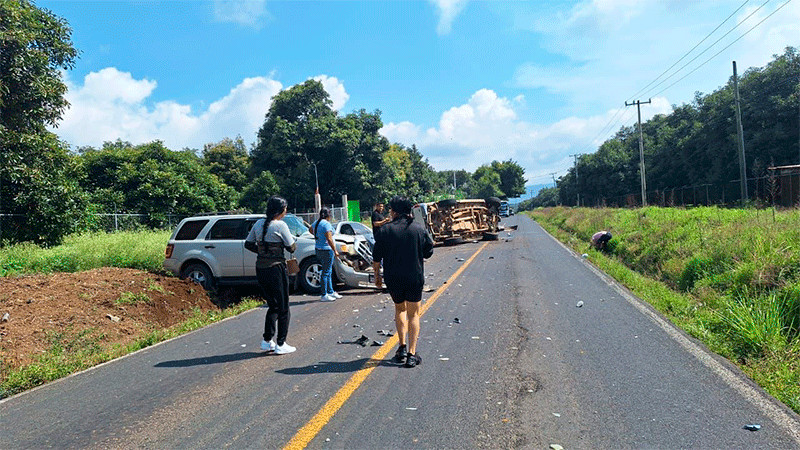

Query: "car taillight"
<box><xmin>165</xmin><ymin>244</ymin><xmax>174</xmax><ymax>259</ymax></box>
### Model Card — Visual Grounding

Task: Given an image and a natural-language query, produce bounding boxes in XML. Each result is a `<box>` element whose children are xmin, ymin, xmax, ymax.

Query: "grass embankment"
<box><xmin>530</xmin><ymin>206</ymin><xmax>800</xmax><ymax>413</ymax></box>
<box><xmin>0</xmin><ymin>230</ymin><xmax>171</xmax><ymax>276</ymax></box>
<box><xmin>0</xmin><ymin>230</ymin><xmax>264</xmax><ymax>398</ymax></box>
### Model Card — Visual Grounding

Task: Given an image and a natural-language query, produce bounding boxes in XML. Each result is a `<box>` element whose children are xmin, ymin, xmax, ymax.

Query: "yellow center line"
<box><xmin>283</xmin><ymin>242</ymin><xmax>490</xmax><ymax>450</ymax></box>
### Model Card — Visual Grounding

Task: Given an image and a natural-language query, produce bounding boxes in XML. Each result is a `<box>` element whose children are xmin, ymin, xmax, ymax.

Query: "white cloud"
<box><xmin>54</xmin><ymin>69</ymin><xmax>353</xmax><ymax>152</ymax></box>
<box><xmin>512</xmin><ymin>1</ymin><xmax>800</xmax><ymax>110</ymax></box>
<box><xmin>57</xmin><ymin>68</ymin><xmax>283</xmax><ymax>150</ymax></box>
<box><xmin>213</xmin><ymin>0</ymin><xmax>269</xmax><ymax>29</ymax></box>
<box><xmin>312</xmin><ymin>75</ymin><xmax>349</xmax><ymax>111</ymax></box>
<box><xmin>380</xmin><ymin>89</ymin><xmax>672</xmax><ymax>184</ymax></box>
<box><xmin>430</xmin><ymin>0</ymin><xmax>469</xmax><ymax>35</ymax></box>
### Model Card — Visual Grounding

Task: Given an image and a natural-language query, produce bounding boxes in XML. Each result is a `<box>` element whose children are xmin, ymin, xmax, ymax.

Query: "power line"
<box><xmin>627</xmin><ymin>0</ymin><xmax>751</xmax><ymax>103</ymax></box>
<box><xmin>653</xmin><ymin>0</ymin><xmax>794</xmax><ymax>98</ymax></box>
<box><xmin>643</xmin><ymin>0</ymin><xmax>781</xmax><ymax>99</ymax></box>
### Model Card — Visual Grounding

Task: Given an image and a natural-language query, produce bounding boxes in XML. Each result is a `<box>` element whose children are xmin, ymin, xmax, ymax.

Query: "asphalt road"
<box><xmin>2</xmin><ymin>215</ymin><xmax>799</xmax><ymax>449</ymax></box>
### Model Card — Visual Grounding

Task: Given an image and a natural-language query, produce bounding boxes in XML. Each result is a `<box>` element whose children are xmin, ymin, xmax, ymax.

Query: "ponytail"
<box><xmin>315</xmin><ymin>207</ymin><xmax>330</xmax><ymax>236</ymax></box>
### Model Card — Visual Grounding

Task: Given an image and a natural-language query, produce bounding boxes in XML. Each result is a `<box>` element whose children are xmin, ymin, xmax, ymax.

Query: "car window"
<box><xmin>207</xmin><ymin>218</ymin><xmax>245</xmax><ymax>240</ymax></box>
<box><xmin>282</xmin><ymin>215</ymin><xmax>310</xmax><ymax>237</ymax></box>
<box><xmin>349</xmin><ymin>222</ymin><xmax>372</xmax><ymax>236</ymax></box>
<box><xmin>339</xmin><ymin>224</ymin><xmax>355</xmax><ymax>236</ymax></box>
<box><xmin>174</xmin><ymin>219</ymin><xmax>208</xmax><ymax>240</ymax></box>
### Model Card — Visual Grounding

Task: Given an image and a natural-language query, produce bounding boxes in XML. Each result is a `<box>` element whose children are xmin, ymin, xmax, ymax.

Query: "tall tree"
<box><xmin>0</xmin><ymin>0</ymin><xmax>86</xmax><ymax>245</ymax></box>
<box><xmin>203</xmin><ymin>136</ymin><xmax>249</xmax><ymax>192</ymax></box>
<box><xmin>491</xmin><ymin>160</ymin><xmax>526</xmax><ymax>199</ymax></box>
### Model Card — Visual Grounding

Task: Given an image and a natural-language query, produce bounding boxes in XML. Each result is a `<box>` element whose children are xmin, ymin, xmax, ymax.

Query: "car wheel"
<box><xmin>436</xmin><ymin>198</ymin><xmax>458</xmax><ymax>208</ymax></box>
<box><xmin>299</xmin><ymin>256</ymin><xmax>323</xmax><ymax>293</ymax></box>
<box><xmin>485</xmin><ymin>196</ymin><xmax>502</xmax><ymax>208</ymax></box>
<box><xmin>181</xmin><ymin>263</ymin><xmax>214</xmax><ymax>291</ymax></box>
<box><xmin>444</xmin><ymin>237</ymin><xmax>464</xmax><ymax>246</ymax></box>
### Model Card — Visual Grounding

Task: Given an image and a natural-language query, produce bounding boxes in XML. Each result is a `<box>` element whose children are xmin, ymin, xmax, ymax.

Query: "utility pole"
<box><xmin>570</xmin><ymin>154</ymin><xmax>581</xmax><ymax>206</ymax></box>
<box><xmin>625</xmin><ymin>99</ymin><xmax>651</xmax><ymax>207</ymax></box>
<box><xmin>733</xmin><ymin>61</ymin><xmax>748</xmax><ymax>204</ymax></box>
<box><xmin>549</xmin><ymin>172</ymin><xmax>558</xmax><ymax>187</ymax></box>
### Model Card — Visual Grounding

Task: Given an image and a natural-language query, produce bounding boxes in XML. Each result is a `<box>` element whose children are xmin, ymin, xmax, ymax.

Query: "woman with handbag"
<box><xmin>309</xmin><ymin>207</ymin><xmax>340</xmax><ymax>302</ymax></box>
<box><xmin>245</xmin><ymin>196</ymin><xmax>297</xmax><ymax>354</ymax></box>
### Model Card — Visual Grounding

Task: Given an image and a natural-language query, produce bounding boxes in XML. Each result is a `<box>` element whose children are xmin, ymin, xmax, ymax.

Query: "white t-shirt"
<box><xmin>246</xmin><ymin>218</ymin><xmax>295</xmax><ymax>246</ymax></box>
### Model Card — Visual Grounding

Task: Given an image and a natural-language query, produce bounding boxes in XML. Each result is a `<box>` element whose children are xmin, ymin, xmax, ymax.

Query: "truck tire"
<box><xmin>181</xmin><ymin>262</ymin><xmax>215</xmax><ymax>291</ymax></box>
<box><xmin>437</xmin><ymin>198</ymin><xmax>458</xmax><ymax>208</ymax></box>
<box><xmin>482</xmin><ymin>232</ymin><xmax>499</xmax><ymax>241</ymax></box>
<box><xmin>299</xmin><ymin>256</ymin><xmax>323</xmax><ymax>293</ymax></box>
<box><xmin>485</xmin><ymin>196</ymin><xmax>502</xmax><ymax>208</ymax></box>
<box><xmin>444</xmin><ymin>237</ymin><xmax>464</xmax><ymax>246</ymax></box>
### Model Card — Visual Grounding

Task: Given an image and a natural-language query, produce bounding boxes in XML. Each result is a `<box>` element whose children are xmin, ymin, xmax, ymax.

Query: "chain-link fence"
<box><xmin>579</xmin><ymin>168</ymin><xmax>800</xmax><ymax>209</ymax></box>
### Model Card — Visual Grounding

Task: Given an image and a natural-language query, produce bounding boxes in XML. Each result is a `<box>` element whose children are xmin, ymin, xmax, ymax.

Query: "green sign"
<box><xmin>347</xmin><ymin>200</ymin><xmax>360</xmax><ymax>222</ymax></box>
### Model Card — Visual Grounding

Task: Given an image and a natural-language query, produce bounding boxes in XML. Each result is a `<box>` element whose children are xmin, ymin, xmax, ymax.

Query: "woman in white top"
<box><xmin>245</xmin><ymin>196</ymin><xmax>297</xmax><ymax>354</ymax></box>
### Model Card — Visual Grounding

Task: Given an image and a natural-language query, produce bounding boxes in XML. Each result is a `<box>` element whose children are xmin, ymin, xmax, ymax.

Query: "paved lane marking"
<box><xmin>283</xmin><ymin>242</ymin><xmax>490</xmax><ymax>450</ymax></box>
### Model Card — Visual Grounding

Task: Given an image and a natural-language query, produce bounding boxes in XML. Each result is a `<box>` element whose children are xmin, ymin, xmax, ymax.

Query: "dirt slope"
<box><xmin>0</xmin><ymin>268</ymin><xmax>217</xmax><ymax>369</ymax></box>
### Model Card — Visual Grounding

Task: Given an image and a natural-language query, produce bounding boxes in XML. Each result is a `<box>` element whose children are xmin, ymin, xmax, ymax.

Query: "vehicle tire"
<box><xmin>299</xmin><ymin>256</ymin><xmax>323</xmax><ymax>294</ymax></box>
<box><xmin>482</xmin><ymin>232</ymin><xmax>499</xmax><ymax>241</ymax></box>
<box><xmin>485</xmin><ymin>196</ymin><xmax>502</xmax><ymax>208</ymax></box>
<box><xmin>437</xmin><ymin>198</ymin><xmax>458</xmax><ymax>208</ymax></box>
<box><xmin>444</xmin><ymin>237</ymin><xmax>464</xmax><ymax>246</ymax></box>
<box><xmin>181</xmin><ymin>262</ymin><xmax>215</xmax><ymax>291</ymax></box>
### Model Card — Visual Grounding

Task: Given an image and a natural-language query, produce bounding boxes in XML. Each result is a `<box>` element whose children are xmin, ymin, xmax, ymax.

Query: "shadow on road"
<box><xmin>154</xmin><ymin>351</ymin><xmax>266</xmax><ymax>368</ymax></box>
<box><xmin>276</xmin><ymin>357</ymin><xmax>401</xmax><ymax>375</ymax></box>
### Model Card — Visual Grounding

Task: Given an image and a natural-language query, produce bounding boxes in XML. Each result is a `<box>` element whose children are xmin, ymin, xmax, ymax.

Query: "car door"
<box><xmin>204</xmin><ymin>218</ymin><xmax>248</xmax><ymax>278</ymax></box>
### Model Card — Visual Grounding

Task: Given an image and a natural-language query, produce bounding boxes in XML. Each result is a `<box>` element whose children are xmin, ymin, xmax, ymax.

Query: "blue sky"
<box><xmin>40</xmin><ymin>0</ymin><xmax>799</xmax><ymax>187</ymax></box>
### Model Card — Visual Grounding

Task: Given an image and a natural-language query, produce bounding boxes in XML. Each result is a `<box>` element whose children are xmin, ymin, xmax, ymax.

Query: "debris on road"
<box><xmin>471</xmin><ymin>336</ymin><xmax>480</xmax><ymax>340</ymax></box>
<box><xmin>423</xmin><ymin>285</ymin><xmax>435</xmax><ymax>292</ymax></box>
<box><xmin>106</xmin><ymin>314</ymin><xmax>121</xmax><ymax>322</ymax></box>
<box><xmin>576</xmin><ymin>301</ymin><xmax>584</xmax><ymax>307</ymax></box>
<box><xmin>405</xmin><ymin>407</ymin><xmax>418</xmax><ymax>411</ymax></box>
<box><xmin>550</xmin><ymin>445</ymin><xmax>564</xmax><ymax>450</ymax></box>
<box><xmin>552</xmin><ymin>413</ymin><xmax>561</xmax><ymax>417</ymax></box>
<box><xmin>377</xmin><ymin>330</ymin><xmax>395</xmax><ymax>336</ymax></box>
<box><xmin>355</xmin><ymin>335</ymin><xmax>369</xmax><ymax>346</ymax></box>
<box><xmin>582</xmin><ymin>253</ymin><xmax>589</xmax><ymax>258</ymax></box>
<box><xmin>743</xmin><ymin>424</ymin><xmax>761</xmax><ymax>431</ymax></box>
<box><xmin>438</xmin><ymin>357</ymin><xmax>450</xmax><ymax>361</ymax></box>
<box><xmin>453</xmin><ymin>317</ymin><xmax>461</xmax><ymax>324</ymax></box>
<box><xmin>371</xmin><ymin>340</ymin><xmax>384</xmax><ymax>346</ymax></box>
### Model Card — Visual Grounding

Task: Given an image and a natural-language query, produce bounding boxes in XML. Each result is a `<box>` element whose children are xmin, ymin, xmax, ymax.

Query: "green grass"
<box><xmin>530</xmin><ymin>206</ymin><xmax>800</xmax><ymax>413</ymax></box>
<box><xmin>0</xmin><ymin>230</ymin><xmax>171</xmax><ymax>277</ymax></box>
<box><xmin>114</xmin><ymin>291</ymin><xmax>151</xmax><ymax>306</ymax></box>
<box><xmin>0</xmin><ymin>299</ymin><xmax>262</xmax><ymax>399</ymax></box>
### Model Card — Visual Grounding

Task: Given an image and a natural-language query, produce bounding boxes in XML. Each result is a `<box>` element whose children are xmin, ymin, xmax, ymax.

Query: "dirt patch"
<box><xmin>0</xmin><ymin>267</ymin><xmax>217</xmax><ymax>369</ymax></box>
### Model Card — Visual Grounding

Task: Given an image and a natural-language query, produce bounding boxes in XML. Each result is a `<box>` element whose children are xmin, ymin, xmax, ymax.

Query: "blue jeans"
<box><xmin>316</xmin><ymin>248</ymin><xmax>335</xmax><ymax>295</ymax></box>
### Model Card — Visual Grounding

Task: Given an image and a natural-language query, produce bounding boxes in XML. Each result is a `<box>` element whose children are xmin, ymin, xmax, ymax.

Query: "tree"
<box><xmin>203</xmin><ymin>136</ymin><xmax>249</xmax><ymax>192</ymax></box>
<box><xmin>239</xmin><ymin>171</ymin><xmax>280</xmax><ymax>214</ymax></box>
<box><xmin>471</xmin><ymin>165</ymin><xmax>504</xmax><ymax>199</ymax></box>
<box><xmin>77</xmin><ymin>141</ymin><xmax>237</xmax><ymax>226</ymax></box>
<box><xmin>1</xmin><ymin>0</ymin><xmax>86</xmax><ymax>245</ymax></box>
<box><xmin>491</xmin><ymin>160</ymin><xmax>526</xmax><ymax>199</ymax></box>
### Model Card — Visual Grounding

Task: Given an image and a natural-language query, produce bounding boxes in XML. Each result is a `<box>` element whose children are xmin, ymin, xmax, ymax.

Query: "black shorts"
<box><xmin>388</xmin><ymin>285</ymin><xmax>423</xmax><ymax>304</ymax></box>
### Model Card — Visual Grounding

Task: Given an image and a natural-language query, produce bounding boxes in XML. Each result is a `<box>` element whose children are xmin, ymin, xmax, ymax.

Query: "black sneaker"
<box><xmin>404</xmin><ymin>353</ymin><xmax>421</xmax><ymax>368</ymax></box>
<box><xmin>393</xmin><ymin>345</ymin><xmax>407</xmax><ymax>363</ymax></box>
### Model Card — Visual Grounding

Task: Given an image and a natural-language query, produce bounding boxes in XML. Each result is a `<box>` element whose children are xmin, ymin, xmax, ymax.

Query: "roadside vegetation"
<box><xmin>0</xmin><ymin>230</ymin><xmax>171</xmax><ymax>277</ymax></box>
<box><xmin>0</xmin><ymin>299</ymin><xmax>261</xmax><ymax>399</ymax></box>
<box><xmin>530</xmin><ymin>206</ymin><xmax>800</xmax><ymax>413</ymax></box>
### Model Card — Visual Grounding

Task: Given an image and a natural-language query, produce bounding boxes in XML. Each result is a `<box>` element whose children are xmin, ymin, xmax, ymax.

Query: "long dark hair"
<box><xmin>315</xmin><ymin>207</ymin><xmax>330</xmax><ymax>235</ymax></box>
<box><xmin>262</xmin><ymin>196</ymin><xmax>288</xmax><ymax>241</ymax></box>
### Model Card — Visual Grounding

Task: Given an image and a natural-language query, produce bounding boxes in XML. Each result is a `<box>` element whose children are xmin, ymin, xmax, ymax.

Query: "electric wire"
<box><xmin>626</xmin><ymin>0</ymin><xmax>751</xmax><ymax>103</ymax></box>
<box><xmin>652</xmin><ymin>0</ymin><xmax>794</xmax><ymax>98</ymax></box>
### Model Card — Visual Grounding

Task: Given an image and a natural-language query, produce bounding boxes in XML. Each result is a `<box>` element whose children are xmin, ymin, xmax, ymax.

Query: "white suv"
<box><xmin>163</xmin><ymin>213</ymin><xmax>377</xmax><ymax>293</ymax></box>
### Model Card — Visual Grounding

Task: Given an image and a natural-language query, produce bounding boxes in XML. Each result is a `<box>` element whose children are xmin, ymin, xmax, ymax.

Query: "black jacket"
<box><xmin>372</xmin><ymin>216</ymin><xmax>434</xmax><ymax>289</ymax></box>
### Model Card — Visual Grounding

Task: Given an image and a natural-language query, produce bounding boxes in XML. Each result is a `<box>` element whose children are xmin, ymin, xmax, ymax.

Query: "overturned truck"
<box><xmin>412</xmin><ymin>197</ymin><xmax>502</xmax><ymax>245</ymax></box>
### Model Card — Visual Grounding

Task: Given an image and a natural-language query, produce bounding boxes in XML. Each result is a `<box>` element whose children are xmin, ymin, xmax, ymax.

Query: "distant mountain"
<box><xmin>508</xmin><ymin>183</ymin><xmax>552</xmax><ymax>205</ymax></box>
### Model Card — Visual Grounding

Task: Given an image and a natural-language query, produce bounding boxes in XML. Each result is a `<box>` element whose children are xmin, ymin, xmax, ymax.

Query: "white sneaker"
<box><xmin>330</xmin><ymin>292</ymin><xmax>343</xmax><ymax>299</ymax></box>
<box><xmin>261</xmin><ymin>340</ymin><xmax>276</xmax><ymax>351</ymax></box>
<box><xmin>321</xmin><ymin>294</ymin><xmax>336</xmax><ymax>302</ymax></box>
<box><xmin>274</xmin><ymin>342</ymin><xmax>296</xmax><ymax>354</ymax></box>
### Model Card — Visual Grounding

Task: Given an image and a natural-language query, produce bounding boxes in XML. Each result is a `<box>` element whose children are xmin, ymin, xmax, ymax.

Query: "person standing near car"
<box><xmin>245</xmin><ymin>196</ymin><xmax>297</xmax><ymax>355</ymax></box>
<box><xmin>372</xmin><ymin>195</ymin><xmax>434</xmax><ymax>368</ymax></box>
<box><xmin>309</xmin><ymin>208</ymin><xmax>341</xmax><ymax>302</ymax></box>
<box><xmin>371</xmin><ymin>201</ymin><xmax>391</xmax><ymax>233</ymax></box>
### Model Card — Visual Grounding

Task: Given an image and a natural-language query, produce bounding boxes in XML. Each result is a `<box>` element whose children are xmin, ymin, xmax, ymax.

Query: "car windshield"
<box><xmin>349</xmin><ymin>222</ymin><xmax>373</xmax><ymax>236</ymax></box>
<box><xmin>282</xmin><ymin>214</ymin><xmax>311</xmax><ymax>237</ymax></box>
